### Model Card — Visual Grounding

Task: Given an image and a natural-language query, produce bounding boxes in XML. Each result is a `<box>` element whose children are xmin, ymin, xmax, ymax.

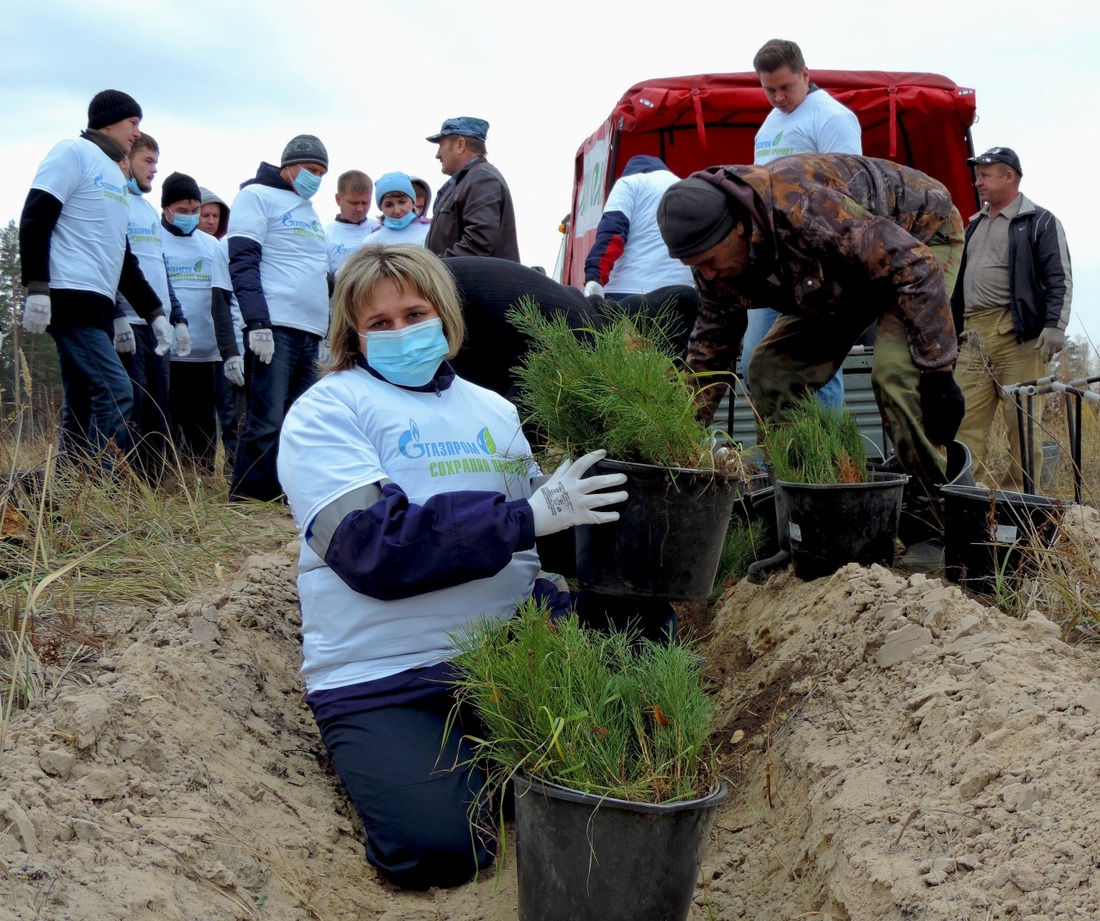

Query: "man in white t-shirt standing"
<box><xmin>228</xmin><ymin>134</ymin><xmax>332</xmax><ymax>501</ymax></box>
<box><xmin>742</xmin><ymin>39</ymin><xmax>862</xmax><ymax>413</ymax></box>
<box><xmin>18</xmin><ymin>89</ymin><xmax>172</xmax><ymax>470</ymax></box>
<box><xmin>326</xmin><ymin>170</ymin><xmax>374</xmax><ymax>277</ymax></box>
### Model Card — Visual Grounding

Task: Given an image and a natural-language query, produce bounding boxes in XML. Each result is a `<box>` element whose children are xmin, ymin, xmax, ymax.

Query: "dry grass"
<box><xmin>0</xmin><ymin>430</ymin><xmax>296</xmax><ymax>747</ymax></box>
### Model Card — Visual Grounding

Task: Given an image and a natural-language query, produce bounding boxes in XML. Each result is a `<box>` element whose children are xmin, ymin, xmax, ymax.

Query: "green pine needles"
<box><xmin>507</xmin><ymin>298</ymin><xmax>716</xmax><ymax>470</ymax></box>
<box><xmin>764</xmin><ymin>397</ymin><xmax>871</xmax><ymax>485</ymax></box>
<box><xmin>449</xmin><ymin>599</ymin><xmax>717</xmax><ymax>804</ymax></box>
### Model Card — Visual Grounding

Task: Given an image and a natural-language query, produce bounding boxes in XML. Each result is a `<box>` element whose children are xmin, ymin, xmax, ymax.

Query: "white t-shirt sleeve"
<box><xmin>815</xmin><ymin>108</ymin><xmax>863</xmax><ymax>156</ymax></box>
<box><xmin>226</xmin><ymin>187</ymin><xmax>268</xmax><ymax>245</ymax></box>
<box><xmin>31</xmin><ymin>140</ymin><xmax>83</xmax><ymax>203</ymax></box>
<box><xmin>211</xmin><ymin>238</ymin><xmax>231</xmax><ymax>290</ymax></box>
<box><xmin>603</xmin><ymin>175</ymin><xmax>637</xmax><ymax>219</ymax></box>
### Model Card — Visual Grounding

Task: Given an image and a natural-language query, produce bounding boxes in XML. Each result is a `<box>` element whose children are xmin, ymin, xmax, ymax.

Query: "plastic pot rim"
<box><xmin>514</xmin><ymin>773</ymin><xmax>729</xmax><ymax>814</ymax></box>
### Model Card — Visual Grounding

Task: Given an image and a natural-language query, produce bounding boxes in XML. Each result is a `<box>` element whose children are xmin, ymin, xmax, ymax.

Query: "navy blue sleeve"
<box><xmin>323</xmin><ymin>482</ymin><xmax>537</xmax><ymax>601</ymax></box>
<box><xmin>584</xmin><ymin>210</ymin><xmax>630</xmax><ymax>285</ymax></box>
<box><xmin>228</xmin><ymin>237</ymin><xmax>271</xmax><ymax>330</ymax></box>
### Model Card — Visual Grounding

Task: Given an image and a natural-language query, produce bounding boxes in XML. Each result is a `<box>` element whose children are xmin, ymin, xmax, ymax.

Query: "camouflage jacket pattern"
<box><xmin>687</xmin><ymin>154</ymin><xmax>959</xmax><ymax>418</ymax></box>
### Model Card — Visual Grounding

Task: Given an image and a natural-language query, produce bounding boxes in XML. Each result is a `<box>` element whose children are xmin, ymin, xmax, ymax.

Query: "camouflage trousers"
<box><xmin>747</xmin><ymin>206</ymin><xmax>965</xmax><ymax>499</ymax></box>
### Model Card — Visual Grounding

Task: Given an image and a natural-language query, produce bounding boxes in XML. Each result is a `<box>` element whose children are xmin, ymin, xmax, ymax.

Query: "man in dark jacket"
<box><xmin>657</xmin><ymin>153</ymin><xmax>966</xmax><ymax>504</ymax></box>
<box><xmin>425</xmin><ymin>117</ymin><xmax>520</xmax><ymax>261</ymax></box>
<box><xmin>950</xmin><ymin>147</ymin><xmax>1072</xmax><ymax>491</ymax></box>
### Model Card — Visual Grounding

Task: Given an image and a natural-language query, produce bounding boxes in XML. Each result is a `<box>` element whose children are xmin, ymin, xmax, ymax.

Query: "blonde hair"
<box><xmin>325</xmin><ymin>244</ymin><xmax>466</xmax><ymax>373</ymax></box>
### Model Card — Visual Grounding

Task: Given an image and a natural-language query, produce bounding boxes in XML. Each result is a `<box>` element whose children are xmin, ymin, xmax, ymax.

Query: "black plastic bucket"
<box><xmin>513</xmin><ymin>774</ymin><xmax>727</xmax><ymax>921</ymax></box>
<box><xmin>575</xmin><ymin>459</ymin><xmax>742</xmax><ymax>600</ymax></box>
<box><xmin>775</xmin><ymin>472</ymin><xmax>908</xmax><ymax>580</ymax></box>
<box><xmin>940</xmin><ymin>485</ymin><xmax>1066</xmax><ymax>592</ymax></box>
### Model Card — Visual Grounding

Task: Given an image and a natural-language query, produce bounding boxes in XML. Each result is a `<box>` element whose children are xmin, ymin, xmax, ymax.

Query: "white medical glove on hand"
<box><xmin>249</xmin><ymin>329</ymin><xmax>275</xmax><ymax>365</ymax></box>
<box><xmin>173</xmin><ymin>323</ymin><xmax>192</xmax><ymax>358</ymax></box>
<box><xmin>529</xmin><ymin>449</ymin><xmax>629</xmax><ymax>537</ymax></box>
<box><xmin>583</xmin><ymin>280</ymin><xmax>605</xmax><ymax>299</ymax></box>
<box><xmin>21</xmin><ymin>294</ymin><xmax>51</xmax><ymax>334</ymax></box>
<box><xmin>1036</xmin><ymin>327</ymin><xmax>1065</xmax><ymax>363</ymax></box>
<box><xmin>112</xmin><ymin>316</ymin><xmax>136</xmax><ymax>355</ymax></box>
<box><xmin>152</xmin><ymin>316</ymin><xmax>174</xmax><ymax>356</ymax></box>
<box><xmin>223</xmin><ymin>355</ymin><xmax>246</xmax><ymax>387</ymax></box>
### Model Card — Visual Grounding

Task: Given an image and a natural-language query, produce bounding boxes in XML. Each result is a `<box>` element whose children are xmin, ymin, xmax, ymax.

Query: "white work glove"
<box><xmin>529</xmin><ymin>449</ymin><xmax>629</xmax><ymax>537</ymax></box>
<box><xmin>317</xmin><ymin>341</ymin><xmax>333</xmax><ymax>367</ymax></box>
<box><xmin>1036</xmin><ymin>327</ymin><xmax>1065</xmax><ymax>363</ymax></box>
<box><xmin>151</xmin><ymin>315</ymin><xmax>174</xmax><ymax>356</ymax></box>
<box><xmin>113</xmin><ymin>316</ymin><xmax>136</xmax><ymax>355</ymax></box>
<box><xmin>249</xmin><ymin>328</ymin><xmax>275</xmax><ymax>365</ymax></box>
<box><xmin>172</xmin><ymin>323</ymin><xmax>192</xmax><ymax>358</ymax></box>
<box><xmin>223</xmin><ymin>355</ymin><xmax>246</xmax><ymax>387</ymax></box>
<box><xmin>583</xmin><ymin>280</ymin><xmax>605</xmax><ymax>299</ymax></box>
<box><xmin>21</xmin><ymin>294</ymin><xmax>51</xmax><ymax>334</ymax></box>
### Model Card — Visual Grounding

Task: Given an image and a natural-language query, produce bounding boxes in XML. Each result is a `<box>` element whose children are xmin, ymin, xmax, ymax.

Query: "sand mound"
<box><xmin>2</xmin><ymin>511</ymin><xmax>1099</xmax><ymax>920</ymax></box>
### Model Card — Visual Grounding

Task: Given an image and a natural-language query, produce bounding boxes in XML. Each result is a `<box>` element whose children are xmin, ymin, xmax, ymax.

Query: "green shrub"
<box><xmin>450</xmin><ymin>599</ymin><xmax>716</xmax><ymax>804</ymax></box>
<box><xmin>764</xmin><ymin>397</ymin><xmax>870</xmax><ymax>484</ymax></box>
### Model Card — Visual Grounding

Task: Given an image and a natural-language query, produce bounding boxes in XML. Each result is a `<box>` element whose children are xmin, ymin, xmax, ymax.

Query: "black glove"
<box><xmin>919</xmin><ymin>370</ymin><xmax>965</xmax><ymax>446</ymax></box>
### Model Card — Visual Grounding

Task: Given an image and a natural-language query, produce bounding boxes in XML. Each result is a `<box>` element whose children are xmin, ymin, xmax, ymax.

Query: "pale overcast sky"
<box><xmin>3</xmin><ymin>0</ymin><xmax>1096</xmax><ymax>342</ymax></box>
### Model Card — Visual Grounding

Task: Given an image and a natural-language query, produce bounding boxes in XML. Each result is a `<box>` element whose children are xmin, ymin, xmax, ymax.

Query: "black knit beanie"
<box><xmin>281</xmin><ymin>134</ymin><xmax>329</xmax><ymax>168</ymax></box>
<box><xmin>161</xmin><ymin>172</ymin><xmax>202</xmax><ymax>207</ymax></box>
<box><xmin>87</xmin><ymin>90</ymin><xmax>142</xmax><ymax>130</ymax></box>
<box><xmin>657</xmin><ymin>178</ymin><xmax>738</xmax><ymax>259</ymax></box>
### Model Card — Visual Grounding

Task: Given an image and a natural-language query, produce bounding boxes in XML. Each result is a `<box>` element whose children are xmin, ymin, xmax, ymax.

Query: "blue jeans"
<box><xmin>120</xmin><ymin>324</ymin><xmax>171</xmax><ymax>481</ymax></box>
<box><xmin>743</xmin><ymin>307</ymin><xmax>844</xmax><ymax>413</ymax></box>
<box><xmin>52</xmin><ymin>324</ymin><xmax>135</xmax><ymax>467</ymax></box>
<box><xmin>230</xmin><ymin>326</ymin><xmax>319</xmax><ymax>501</ymax></box>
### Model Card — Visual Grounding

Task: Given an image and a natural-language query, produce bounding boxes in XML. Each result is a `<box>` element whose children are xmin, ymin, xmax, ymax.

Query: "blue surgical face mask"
<box><xmin>292</xmin><ymin>166</ymin><xmax>322</xmax><ymax>199</ymax></box>
<box><xmin>362</xmin><ymin>317</ymin><xmax>448</xmax><ymax>387</ymax></box>
<box><xmin>383</xmin><ymin>210</ymin><xmax>417</xmax><ymax>231</ymax></box>
<box><xmin>127</xmin><ymin>176</ymin><xmax>142</xmax><ymax>195</ymax></box>
<box><xmin>172</xmin><ymin>212</ymin><xmax>200</xmax><ymax>234</ymax></box>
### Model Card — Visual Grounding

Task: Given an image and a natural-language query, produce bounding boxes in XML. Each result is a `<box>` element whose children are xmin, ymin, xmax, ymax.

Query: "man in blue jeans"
<box><xmin>19</xmin><ymin>89</ymin><xmax>171</xmax><ymax>471</ymax></box>
<box><xmin>228</xmin><ymin>135</ymin><xmax>332</xmax><ymax>500</ymax></box>
<box><xmin>741</xmin><ymin>39</ymin><xmax>863</xmax><ymax>413</ymax></box>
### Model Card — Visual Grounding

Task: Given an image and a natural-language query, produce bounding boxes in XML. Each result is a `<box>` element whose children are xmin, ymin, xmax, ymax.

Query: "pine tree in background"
<box><xmin>0</xmin><ymin>218</ymin><xmax>62</xmax><ymax>433</ymax></box>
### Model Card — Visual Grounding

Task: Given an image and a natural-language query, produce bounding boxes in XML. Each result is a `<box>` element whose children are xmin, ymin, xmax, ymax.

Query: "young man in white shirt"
<box><xmin>742</xmin><ymin>39</ymin><xmax>863</xmax><ymax>413</ymax></box>
<box><xmin>18</xmin><ymin>89</ymin><xmax>172</xmax><ymax>470</ymax></box>
<box><xmin>228</xmin><ymin>134</ymin><xmax>332</xmax><ymax>501</ymax></box>
<box><xmin>326</xmin><ymin>170</ymin><xmax>374</xmax><ymax>276</ymax></box>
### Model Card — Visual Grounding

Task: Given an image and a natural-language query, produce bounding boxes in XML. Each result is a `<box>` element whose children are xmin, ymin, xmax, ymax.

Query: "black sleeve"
<box><xmin>164</xmin><ymin>261</ymin><xmax>186</xmax><ymax>325</ymax></box>
<box><xmin>117</xmin><ymin>240</ymin><xmax>165</xmax><ymax>322</ymax></box>
<box><xmin>228</xmin><ymin>237</ymin><xmax>271</xmax><ymax>330</ymax></box>
<box><xmin>211</xmin><ymin>287</ymin><xmax>238</xmax><ymax>359</ymax></box>
<box><xmin>18</xmin><ymin>189</ymin><xmax>63</xmax><ymax>288</ymax></box>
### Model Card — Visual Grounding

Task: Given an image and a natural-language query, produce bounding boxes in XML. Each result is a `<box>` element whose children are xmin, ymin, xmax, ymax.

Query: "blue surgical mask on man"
<box><xmin>383</xmin><ymin>211</ymin><xmax>417</xmax><ymax>231</ymax></box>
<box><xmin>361</xmin><ymin>318</ymin><xmax>448</xmax><ymax>387</ymax></box>
<box><xmin>292</xmin><ymin>167</ymin><xmax>322</xmax><ymax>200</ymax></box>
<box><xmin>127</xmin><ymin>176</ymin><xmax>142</xmax><ymax>195</ymax></box>
<box><xmin>172</xmin><ymin>212</ymin><xmax>200</xmax><ymax>235</ymax></box>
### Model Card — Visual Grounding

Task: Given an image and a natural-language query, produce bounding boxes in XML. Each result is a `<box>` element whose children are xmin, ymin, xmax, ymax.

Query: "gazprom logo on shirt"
<box><xmin>129</xmin><ymin>221</ymin><xmax>160</xmax><ymax>245</ymax></box>
<box><xmin>280</xmin><ymin>212</ymin><xmax>325</xmax><ymax>241</ymax></box>
<box><xmin>397</xmin><ymin>419</ymin><xmax>524</xmax><ymax>478</ymax></box>
<box><xmin>95</xmin><ymin>173</ymin><xmax>129</xmax><ymax>205</ymax></box>
<box><xmin>166</xmin><ymin>258</ymin><xmax>211</xmax><ymax>281</ymax></box>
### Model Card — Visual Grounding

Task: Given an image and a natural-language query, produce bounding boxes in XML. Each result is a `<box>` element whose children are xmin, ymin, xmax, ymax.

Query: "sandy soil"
<box><xmin>2</xmin><ymin>509</ymin><xmax>1099</xmax><ymax>921</ymax></box>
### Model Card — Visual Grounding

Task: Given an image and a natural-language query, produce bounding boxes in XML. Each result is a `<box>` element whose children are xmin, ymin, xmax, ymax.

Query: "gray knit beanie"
<box><xmin>657</xmin><ymin>178</ymin><xmax>738</xmax><ymax>259</ymax></box>
<box><xmin>281</xmin><ymin>135</ymin><xmax>329</xmax><ymax>168</ymax></box>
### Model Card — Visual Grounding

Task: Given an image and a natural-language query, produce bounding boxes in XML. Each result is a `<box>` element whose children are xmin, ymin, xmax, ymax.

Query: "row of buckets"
<box><xmin>541</xmin><ymin>446</ymin><xmax>1070</xmax><ymax>600</ymax></box>
<box><xmin>742</xmin><ymin>440</ymin><xmax>1068</xmax><ymax>592</ymax></box>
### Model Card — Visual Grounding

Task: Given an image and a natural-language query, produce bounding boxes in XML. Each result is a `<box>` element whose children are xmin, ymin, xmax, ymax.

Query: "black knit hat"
<box><xmin>87</xmin><ymin>90</ymin><xmax>142</xmax><ymax>130</ymax></box>
<box><xmin>161</xmin><ymin>172</ymin><xmax>202</xmax><ymax>207</ymax></box>
<box><xmin>657</xmin><ymin>178</ymin><xmax>738</xmax><ymax>259</ymax></box>
<box><xmin>281</xmin><ymin>134</ymin><xmax>329</xmax><ymax>168</ymax></box>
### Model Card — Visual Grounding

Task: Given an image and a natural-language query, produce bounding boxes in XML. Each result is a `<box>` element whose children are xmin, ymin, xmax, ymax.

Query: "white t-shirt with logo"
<box><xmin>121</xmin><ymin>194</ymin><xmax>171</xmax><ymax>326</ymax></box>
<box><xmin>163</xmin><ymin>230</ymin><xmax>232</xmax><ymax>362</ymax></box>
<box><xmin>360</xmin><ymin>219</ymin><xmax>431</xmax><ymax>249</ymax></box>
<box><xmin>602</xmin><ymin>170</ymin><xmax>694</xmax><ymax>294</ymax></box>
<box><xmin>753</xmin><ymin>88</ymin><xmax>862</xmax><ymax>165</ymax></box>
<box><xmin>278</xmin><ymin>366</ymin><xmax>540</xmax><ymax>691</ymax></box>
<box><xmin>325</xmin><ymin>219</ymin><xmax>375</xmax><ymax>275</ymax></box>
<box><xmin>31</xmin><ymin>137</ymin><xmax>132</xmax><ymax>298</ymax></box>
<box><xmin>228</xmin><ymin>184</ymin><xmax>331</xmax><ymax>335</ymax></box>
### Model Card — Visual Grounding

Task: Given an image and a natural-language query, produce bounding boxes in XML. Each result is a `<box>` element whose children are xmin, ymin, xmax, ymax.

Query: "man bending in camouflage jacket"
<box><xmin>657</xmin><ymin>153</ymin><xmax>966</xmax><ymax>506</ymax></box>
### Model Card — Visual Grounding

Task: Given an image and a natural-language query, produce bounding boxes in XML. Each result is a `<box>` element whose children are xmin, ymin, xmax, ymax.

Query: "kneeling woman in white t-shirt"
<box><xmin>276</xmin><ymin>244</ymin><xmax>626</xmax><ymax>889</ymax></box>
<box><xmin>364</xmin><ymin>171</ymin><xmax>432</xmax><ymax>247</ymax></box>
